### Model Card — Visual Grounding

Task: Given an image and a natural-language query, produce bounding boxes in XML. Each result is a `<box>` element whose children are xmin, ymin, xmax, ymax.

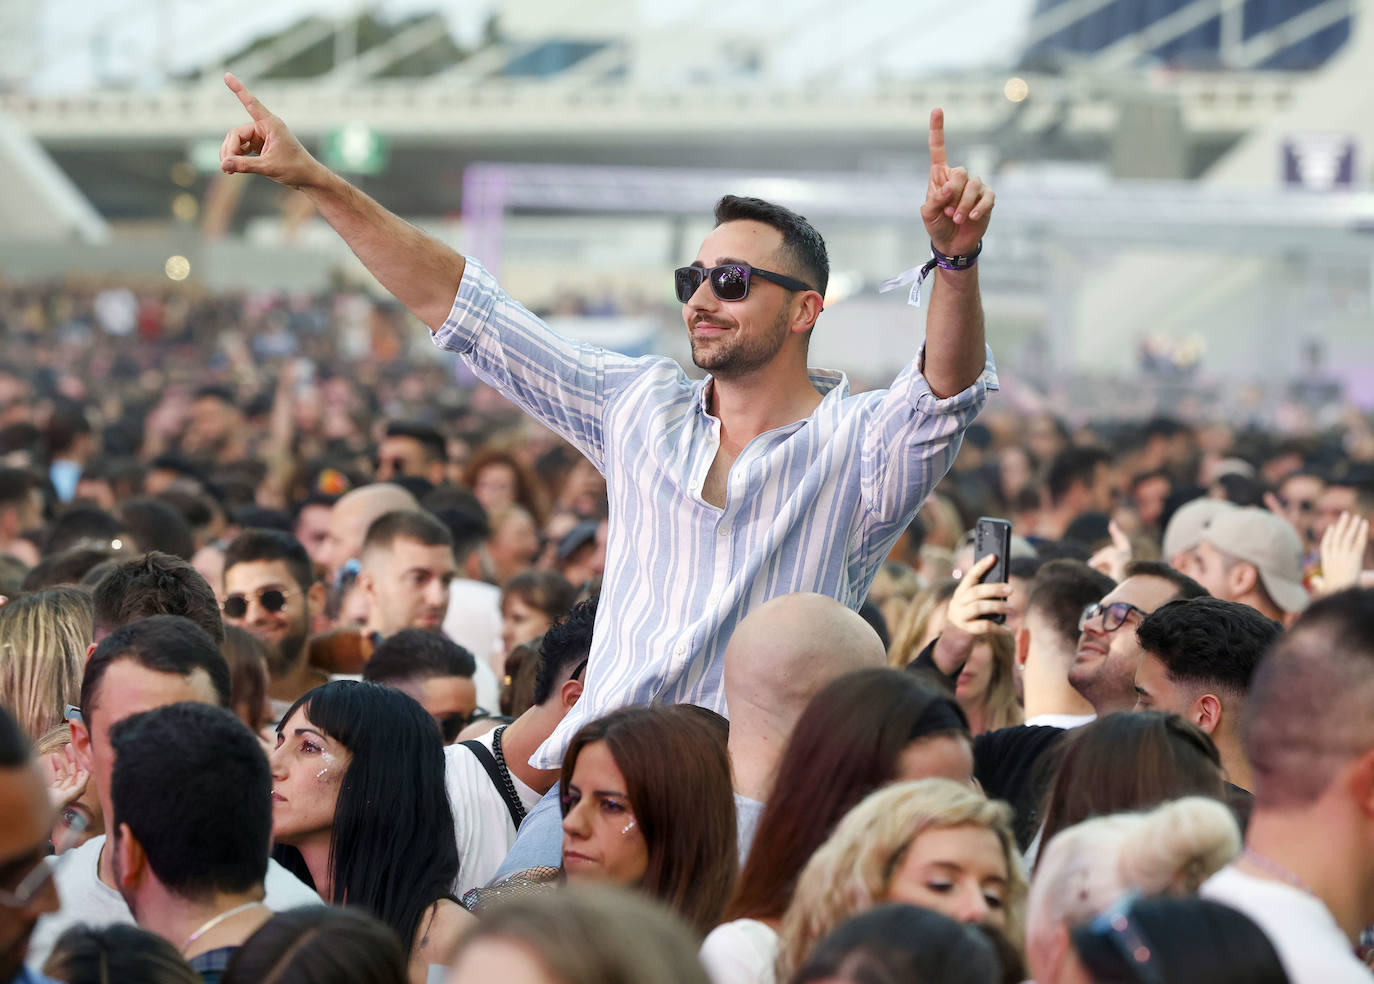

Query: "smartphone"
<box><xmin>973</xmin><ymin>516</ymin><xmax>1012</xmax><ymax>624</ymax></box>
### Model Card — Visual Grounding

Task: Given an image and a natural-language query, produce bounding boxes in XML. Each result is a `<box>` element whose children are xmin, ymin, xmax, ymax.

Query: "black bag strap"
<box><xmin>461</xmin><ymin>731</ymin><xmax>526</xmax><ymax>830</ymax></box>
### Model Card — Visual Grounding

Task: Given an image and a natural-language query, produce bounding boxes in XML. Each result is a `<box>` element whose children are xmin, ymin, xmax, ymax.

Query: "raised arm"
<box><xmin>219</xmin><ymin>73</ymin><xmax>464</xmax><ymax>332</ymax></box>
<box><xmin>919</xmin><ymin>108</ymin><xmax>993</xmax><ymax>399</ymax></box>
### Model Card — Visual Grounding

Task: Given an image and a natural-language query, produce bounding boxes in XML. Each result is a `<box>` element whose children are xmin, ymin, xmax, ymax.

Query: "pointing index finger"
<box><xmin>225</xmin><ymin>72</ymin><xmax>270</xmax><ymax>122</ymax></box>
<box><xmin>928</xmin><ymin>107</ymin><xmax>947</xmax><ymax>168</ymax></box>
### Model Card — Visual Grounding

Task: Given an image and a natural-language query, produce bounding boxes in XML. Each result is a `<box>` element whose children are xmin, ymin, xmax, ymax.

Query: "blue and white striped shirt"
<box><xmin>434</xmin><ymin>260</ymin><xmax>998</xmax><ymax>768</ymax></box>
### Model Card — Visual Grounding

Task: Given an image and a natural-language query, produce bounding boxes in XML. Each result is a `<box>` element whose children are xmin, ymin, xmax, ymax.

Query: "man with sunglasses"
<box><xmin>0</xmin><ymin>705</ymin><xmax>60</xmax><ymax>984</ymax></box>
<box><xmin>220</xmin><ymin>76</ymin><xmax>997</xmax><ymax>777</ymax></box>
<box><xmin>222</xmin><ymin>529</ymin><xmax>329</xmax><ymax>723</ymax></box>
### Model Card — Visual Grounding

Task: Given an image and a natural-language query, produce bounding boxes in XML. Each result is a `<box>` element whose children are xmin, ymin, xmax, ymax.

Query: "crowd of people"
<box><xmin>2</xmin><ymin>81</ymin><xmax>1374</xmax><ymax>984</ymax></box>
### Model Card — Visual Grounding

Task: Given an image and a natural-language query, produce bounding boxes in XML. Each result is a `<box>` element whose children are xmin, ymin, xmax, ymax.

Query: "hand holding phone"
<box><xmin>969</xmin><ymin>517</ymin><xmax>1013</xmax><ymax>625</ymax></box>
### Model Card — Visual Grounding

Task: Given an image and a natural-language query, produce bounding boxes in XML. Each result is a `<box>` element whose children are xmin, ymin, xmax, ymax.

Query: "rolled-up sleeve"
<box><xmin>859</xmin><ymin>344</ymin><xmax>999</xmax><ymax>523</ymax></box>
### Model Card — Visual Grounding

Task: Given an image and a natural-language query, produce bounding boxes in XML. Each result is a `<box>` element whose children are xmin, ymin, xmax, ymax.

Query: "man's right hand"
<box><xmin>219</xmin><ymin>73</ymin><xmax>326</xmax><ymax>190</ymax></box>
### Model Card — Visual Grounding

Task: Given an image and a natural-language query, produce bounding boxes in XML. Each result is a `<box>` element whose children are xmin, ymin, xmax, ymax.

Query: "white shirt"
<box><xmin>436</xmin><ymin>260</ymin><xmax>996</xmax><ymax>768</ymax></box>
<box><xmin>700</xmin><ymin>918</ymin><xmax>779</xmax><ymax>984</ymax></box>
<box><xmin>444</xmin><ymin>579</ymin><xmax>504</xmax><ymax>712</ymax></box>
<box><xmin>445</xmin><ymin>726</ymin><xmax>543</xmax><ymax>897</ymax></box>
<box><xmin>1201</xmin><ymin>865</ymin><xmax>1372</xmax><ymax>983</ymax></box>
<box><xmin>27</xmin><ymin>834</ymin><xmax>321</xmax><ymax>971</ymax></box>
<box><xmin>1023</xmin><ymin>712</ymin><xmax>1095</xmax><ymax>729</ymax></box>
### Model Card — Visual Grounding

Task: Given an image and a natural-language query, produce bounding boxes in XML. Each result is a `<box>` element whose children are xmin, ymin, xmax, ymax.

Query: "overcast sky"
<box><xmin>15</xmin><ymin>0</ymin><xmax>1037</xmax><ymax>94</ymax></box>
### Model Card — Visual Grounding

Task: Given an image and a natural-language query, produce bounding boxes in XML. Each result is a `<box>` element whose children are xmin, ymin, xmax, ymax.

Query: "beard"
<box><xmin>689</xmin><ymin>304</ymin><xmax>791</xmax><ymax>379</ymax></box>
<box><xmin>264</xmin><ymin>625</ymin><xmax>309</xmax><ymax>679</ymax></box>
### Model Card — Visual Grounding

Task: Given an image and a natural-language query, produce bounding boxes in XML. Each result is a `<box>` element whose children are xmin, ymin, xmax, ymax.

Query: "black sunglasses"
<box><xmin>673</xmin><ymin>263</ymin><xmax>817</xmax><ymax>304</ymax></box>
<box><xmin>223</xmin><ymin>588</ymin><xmax>291</xmax><ymax>619</ymax></box>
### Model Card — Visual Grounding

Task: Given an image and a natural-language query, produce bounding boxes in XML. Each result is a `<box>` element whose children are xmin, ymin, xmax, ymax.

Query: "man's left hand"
<box><xmin>921</xmin><ymin>108</ymin><xmax>995</xmax><ymax>257</ymax></box>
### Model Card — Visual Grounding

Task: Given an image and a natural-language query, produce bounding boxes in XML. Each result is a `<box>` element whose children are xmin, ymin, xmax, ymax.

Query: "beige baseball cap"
<box><xmin>1162</xmin><ymin>497</ymin><xmax>1235</xmax><ymax>561</ymax></box>
<box><xmin>1201</xmin><ymin>506</ymin><xmax>1309</xmax><ymax>613</ymax></box>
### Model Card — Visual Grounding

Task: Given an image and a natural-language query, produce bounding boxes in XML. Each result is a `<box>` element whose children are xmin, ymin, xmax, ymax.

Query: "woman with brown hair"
<box><xmin>464</xmin><ymin>448</ymin><xmax>550</xmax><ymax>529</ymax></box>
<box><xmin>1035</xmin><ymin>711</ymin><xmax>1228</xmax><ymax>861</ymax></box>
<box><xmin>701</xmin><ymin>669</ymin><xmax>974</xmax><ymax>984</ymax></box>
<box><xmin>557</xmin><ymin>704</ymin><xmax>737</xmax><ymax>938</ymax></box>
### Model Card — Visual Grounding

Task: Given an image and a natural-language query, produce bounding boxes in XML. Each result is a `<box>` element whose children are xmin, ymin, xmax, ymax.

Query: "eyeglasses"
<box><xmin>571</xmin><ymin>658</ymin><xmax>588</xmax><ymax>682</ymax></box>
<box><xmin>1074</xmin><ymin>894</ymin><xmax>1166</xmax><ymax>984</ymax></box>
<box><xmin>0</xmin><ymin>811</ymin><xmax>90</xmax><ymax>910</ymax></box>
<box><xmin>223</xmin><ymin>587</ymin><xmax>296</xmax><ymax>619</ymax></box>
<box><xmin>673</xmin><ymin>264</ymin><xmax>817</xmax><ymax>304</ymax></box>
<box><xmin>1079</xmin><ymin>601</ymin><xmax>1148</xmax><ymax>633</ymax></box>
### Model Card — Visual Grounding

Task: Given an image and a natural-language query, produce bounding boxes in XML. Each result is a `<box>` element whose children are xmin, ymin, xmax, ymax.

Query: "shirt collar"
<box><xmin>695</xmin><ymin>368</ymin><xmax>849</xmax><ymax>415</ymax></box>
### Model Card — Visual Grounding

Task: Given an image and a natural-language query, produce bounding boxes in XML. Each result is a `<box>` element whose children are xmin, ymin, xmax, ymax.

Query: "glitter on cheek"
<box><xmin>621</xmin><ymin>819</ymin><xmax>637</xmax><ymax>837</ymax></box>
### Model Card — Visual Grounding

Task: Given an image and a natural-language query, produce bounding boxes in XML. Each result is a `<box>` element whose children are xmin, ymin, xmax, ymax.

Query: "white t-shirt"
<box><xmin>443</xmin><ymin>579</ymin><xmax>504</xmax><ymax>710</ymax></box>
<box><xmin>700</xmin><ymin>918</ymin><xmax>779</xmax><ymax>984</ymax></box>
<box><xmin>1201</xmin><ymin>865</ymin><xmax>1372</xmax><ymax>983</ymax></box>
<box><xmin>1023</xmin><ymin>712</ymin><xmax>1095</xmax><ymax>729</ymax></box>
<box><xmin>26</xmin><ymin>834</ymin><xmax>321</xmax><ymax>971</ymax></box>
<box><xmin>445</xmin><ymin>727</ymin><xmax>543</xmax><ymax>897</ymax></box>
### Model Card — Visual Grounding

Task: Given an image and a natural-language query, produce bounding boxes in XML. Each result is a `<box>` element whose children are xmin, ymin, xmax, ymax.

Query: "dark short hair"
<box><xmin>1243</xmin><ymin>587</ymin><xmax>1374</xmax><ymax>808</ymax></box>
<box><xmin>1045</xmin><ymin>447</ymin><xmax>1114</xmax><ymax>505</ymax></box>
<box><xmin>532</xmin><ymin>597</ymin><xmax>598</xmax><ymax>705</ymax></box>
<box><xmin>119</xmin><ymin>497</ymin><xmax>196</xmax><ymax>561</ymax></box>
<box><xmin>1123</xmin><ymin>559</ymin><xmax>1209</xmax><ymax>601</ymax></box>
<box><xmin>793</xmin><ymin>904</ymin><xmax>1003</xmax><ymax>984</ymax></box>
<box><xmin>223</xmin><ymin>528</ymin><xmax>314</xmax><ymax>594</ymax></box>
<box><xmin>383</xmin><ymin>421</ymin><xmax>447</xmax><ymax>463</ymax></box>
<box><xmin>361</xmin><ymin>510</ymin><xmax>453</xmax><ymax>555</ymax></box>
<box><xmin>0</xmin><ymin>466</ymin><xmax>38</xmax><ymax>510</ymax></box>
<box><xmin>1026</xmin><ymin>559</ymin><xmax>1116</xmax><ymax>643</ymax></box>
<box><xmin>713</xmin><ymin>195</ymin><xmax>830</xmax><ymax>299</ymax></box>
<box><xmin>110</xmin><ymin>703</ymin><xmax>270</xmax><ymax>901</ymax></box>
<box><xmin>0</xmin><ymin>703</ymin><xmax>30</xmax><ymax>768</ymax></box>
<box><xmin>421</xmin><ymin>487</ymin><xmax>489</xmax><ymax>561</ymax></box>
<box><xmin>221</xmin><ymin>907</ymin><xmax>407</xmax><ymax>984</ymax></box>
<box><xmin>362</xmin><ymin>630</ymin><xmax>476</xmax><ymax>685</ymax></box>
<box><xmin>20</xmin><ymin>546</ymin><xmax>115</xmax><ymax>592</ymax></box>
<box><xmin>1136</xmin><ymin>598</ymin><xmax>1281</xmax><ymax>697</ymax></box>
<box><xmin>44</xmin><ymin>924</ymin><xmax>202</xmax><ymax>984</ymax></box>
<box><xmin>193</xmin><ymin>385</ymin><xmax>237</xmax><ymax>407</ymax></box>
<box><xmin>42</xmin><ymin>506</ymin><xmax>129</xmax><ymax>557</ymax></box>
<box><xmin>80</xmin><ymin>615</ymin><xmax>231</xmax><ymax>727</ymax></box>
<box><xmin>91</xmin><ymin>552</ymin><xmax>225</xmax><ymax>643</ymax></box>
<box><xmin>1071</xmin><ymin>895</ymin><xmax>1286</xmax><ymax>984</ymax></box>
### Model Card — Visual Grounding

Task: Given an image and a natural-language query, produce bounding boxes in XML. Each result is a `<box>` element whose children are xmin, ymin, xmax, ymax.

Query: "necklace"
<box><xmin>1241</xmin><ymin>847</ymin><xmax>1319</xmax><ymax>898</ymax></box>
<box><xmin>491</xmin><ymin>725</ymin><xmax>528</xmax><ymax>825</ymax></box>
<box><xmin>180</xmin><ymin>901</ymin><xmax>265</xmax><ymax>954</ymax></box>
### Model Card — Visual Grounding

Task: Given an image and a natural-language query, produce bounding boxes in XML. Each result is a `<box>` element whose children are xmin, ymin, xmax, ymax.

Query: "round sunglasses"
<box><xmin>223</xmin><ymin>587</ymin><xmax>295</xmax><ymax>619</ymax></box>
<box><xmin>673</xmin><ymin>263</ymin><xmax>817</xmax><ymax>304</ymax></box>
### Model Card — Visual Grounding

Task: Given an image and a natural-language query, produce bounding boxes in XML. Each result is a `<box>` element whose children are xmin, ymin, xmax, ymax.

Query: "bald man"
<box><xmin>723</xmin><ymin>593</ymin><xmax>887</xmax><ymax>860</ymax></box>
<box><xmin>317</xmin><ymin>483</ymin><xmax>420</xmax><ymax>585</ymax></box>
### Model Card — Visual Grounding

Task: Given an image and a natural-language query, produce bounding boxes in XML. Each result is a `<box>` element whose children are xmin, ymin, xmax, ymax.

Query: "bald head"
<box><xmin>319</xmin><ymin>483</ymin><xmax>420</xmax><ymax>581</ymax></box>
<box><xmin>725</xmin><ymin>593</ymin><xmax>886</xmax><ymax>739</ymax></box>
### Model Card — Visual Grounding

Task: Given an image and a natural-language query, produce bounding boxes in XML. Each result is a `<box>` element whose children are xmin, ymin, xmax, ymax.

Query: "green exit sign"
<box><xmin>322</xmin><ymin>123</ymin><xmax>389</xmax><ymax>175</ymax></box>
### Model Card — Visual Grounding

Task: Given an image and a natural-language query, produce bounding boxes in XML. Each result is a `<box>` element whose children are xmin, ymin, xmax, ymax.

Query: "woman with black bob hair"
<box><xmin>1070</xmin><ymin>894</ymin><xmax>1289</xmax><ymax>984</ymax></box>
<box><xmin>268</xmin><ymin>681</ymin><xmax>471</xmax><ymax>983</ymax></box>
<box><xmin>221</xmin><ymin>906</ymin><xmax>409</xmax><ymax>984</ymax></box>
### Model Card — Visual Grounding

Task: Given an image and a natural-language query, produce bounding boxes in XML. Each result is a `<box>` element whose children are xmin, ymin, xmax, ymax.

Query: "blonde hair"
<box><xmin>776</xmin><ymin>778</ymin><xmax>1027</xmax><ymax>980</ymax></box>
<box><xmin>449</xmin><ymin>883</ymin><xmax>710</xmax><ymax>984</ymax></box>
<box><xmin>1026</xmin><ymin>796</ymin><xmax>1240</xmax><ymax>950</ymax></box>
<box><xmin>887</xmin><ymin>579</ymin><xmax>957</xmax><ymax>668</ymax></box>
<box><xmin>0</xmin><ymin>587</ymin><xmax>92</xmax><ymax>739</ymax></box>
<box><xmin>963</xmin><ymin>634</ymin><xmax>1024</xmax><ymax>734</ymax></box>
